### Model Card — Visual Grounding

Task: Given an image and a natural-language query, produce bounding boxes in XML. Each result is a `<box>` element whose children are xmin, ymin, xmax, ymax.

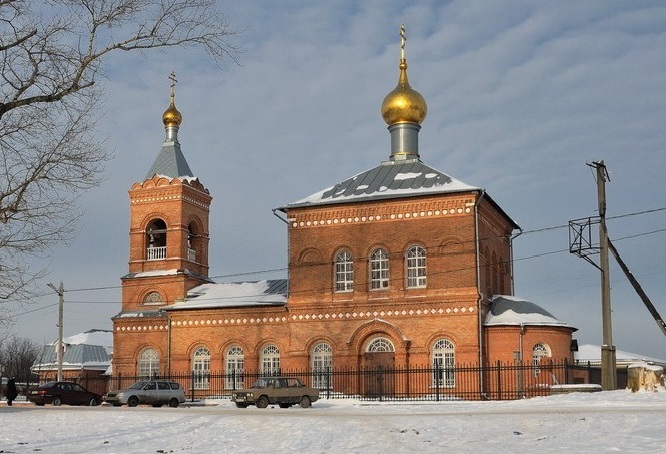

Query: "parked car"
<box><xmin>231</xmin><ymin>377</ymin><xmax>320</xmax><ymax>409</ymax></box>
<box><xmin>28</xmin><ymin>381</ymin><xmax>102</xmax><ymax>406</ymax></box>
<box><xmin>104</xmin><ymin>380</ymin><xmax>186</xmax><ymax>407</ymax></box>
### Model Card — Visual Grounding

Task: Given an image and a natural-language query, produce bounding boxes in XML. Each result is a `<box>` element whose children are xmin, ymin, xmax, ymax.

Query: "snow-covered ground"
<box><xmin>2</xmin><ymin>390</ymin><xmax>665</xmax><ymax>453</ymax></box>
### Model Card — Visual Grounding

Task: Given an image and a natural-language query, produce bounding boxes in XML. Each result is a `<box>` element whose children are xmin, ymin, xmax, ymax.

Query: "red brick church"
<box><xmin>112</xmin><ymin>32</ymin><xmax>577</xmax><ymax>397</ymax></box>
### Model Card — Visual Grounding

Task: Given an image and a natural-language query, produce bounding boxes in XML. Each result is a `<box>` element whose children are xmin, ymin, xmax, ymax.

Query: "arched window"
<box><xmin>311</xmin><ymin>342</ymin><xmax>333</xmax><ymax>389</ymax></box>
<box><xmin>406</xmin><ymin>246</ymin><xmax>426</xmax><ymax>288</ymax></box>
<box><xmin>366</xmin><ymin>337</ymin><xmax>395</xmax><ymax>352</ymax></box>
<box><xmin>432</xmin><ymin>339</ymin><xmax>455</xmax><ymax>387</ymax></box>
<box><xmin>370</xmin><ymin>248</ymin><xmax>389</xmax><ymax>290</ymax></box>
<box><xmin>146</xmin><ymin>219</ymin><xmax>167</xmax><ymax>260</ymax></box>
<box><xmin>143</xmin><ymin>291</ymin><xmax>164</xmax><ymax>305</ymax></box>
<box><xmin>225</xmin><ymin>346</ymin><xmax>244</xmax><ymax>390</ymax></box>
<box><xmin>187</xmin><ymin>222</ymin><xmax>198</xmax><ymax>262</ymax></box>
<box><xmin>532</xmin><ymin>342</ymin><xmax>551</xmax><ymax>375</ymax></box>
<box><xmin>138</xmin><ymin>348</ymin><xmax>159</xmax><ymax>379</ymax></box>
<box><xmin>192</xmin><ymin>347</ymin><xmax>210</xmax><ymax>390</ymax></box>
<box><xmin>335</xmin><ymin>250</ymin><xmax>354</xmax><ymax>292</ymax></box>
<box><xmin>260</xmin><ymin>344</ymin><xmax>280</xmax><ymax>376</ymax></box>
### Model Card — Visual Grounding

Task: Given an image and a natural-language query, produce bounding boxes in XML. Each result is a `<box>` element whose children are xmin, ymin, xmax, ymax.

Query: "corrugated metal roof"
<box><xmin>144</xmin><ymin>140</ymin><xmax>193</xmax><ymax>180</ymax></box>
<box><xmin>279</xmin><ymin>159</ymin><xmax>480</xmax><ymax>210</ymax></box>
<box><xmin>33</xmin><ymin>344</ymin><xmax>111</xmax><ymax>369</ymax></box>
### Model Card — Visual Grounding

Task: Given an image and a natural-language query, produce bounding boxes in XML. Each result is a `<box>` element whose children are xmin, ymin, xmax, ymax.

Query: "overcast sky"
<box><xmin>10</xmin><ymin>1</ymin><xmax>666</xmax><ymax>361</ymax></box>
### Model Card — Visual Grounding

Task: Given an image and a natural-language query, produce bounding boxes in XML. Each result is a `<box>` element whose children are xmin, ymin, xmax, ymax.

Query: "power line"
<box><xmin>9</xmin><ymin>206</ymin><xmax>666</xmax><ymax>313</ymax></box>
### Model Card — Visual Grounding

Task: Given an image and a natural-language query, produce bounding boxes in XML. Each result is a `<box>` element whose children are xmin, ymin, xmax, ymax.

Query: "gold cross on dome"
<box><xmin>168</xmin><ymin>71</ymin><xmax>177</xmax><ymax>100</ymax></box>
<box><xmin>400</xmin><ymin>24</ymin><xmax>406</xmax><ymax>59</ymax></box>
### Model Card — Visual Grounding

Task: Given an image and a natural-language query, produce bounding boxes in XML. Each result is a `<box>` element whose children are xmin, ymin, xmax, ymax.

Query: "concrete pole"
<box><xmin>595</xmin><ymin>161</ymin><xmax>617</xmax><ymax>390</ymax></box>
<box><xmin>48</xmin><ymin>282</ymin><xmax>64</xmax><ymax>382</ymax></box>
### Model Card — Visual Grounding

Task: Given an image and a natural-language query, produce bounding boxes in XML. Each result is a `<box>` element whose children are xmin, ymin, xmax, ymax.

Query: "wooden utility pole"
<box><xmin>593</xmin><ymin>161</ymin><xmax>617</xmax><ymax>390</ymax></box>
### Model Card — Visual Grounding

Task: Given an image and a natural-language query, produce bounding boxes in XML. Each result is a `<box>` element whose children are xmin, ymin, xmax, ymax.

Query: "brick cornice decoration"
<box><xmin>114</xmin><ymin>303</ymin><xmax>475</xmax><ymax>332</ymax></box>
<box><xmin>289</xmin><ymin>196</ymin><xmax>476</xmax><ymax>229</ymax></box>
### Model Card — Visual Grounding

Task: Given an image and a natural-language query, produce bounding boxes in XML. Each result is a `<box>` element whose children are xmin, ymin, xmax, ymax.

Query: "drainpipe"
<box><xmin>509</xmin><ymin>229</ymin><xmax>523</xmax><ymax>295</ymax></box>
<box><xmin>159</xmin><ymin>309</ymin><xmax>171</xmax><ymax>377</ymax></box>
<box><xmin>518</xmin><ymin>323</ymin><xmax>525</xmax><ymax>397</ymax></box>
<box><xmin>272</xmin><ymin>208</ymin><xmax>292</xmax><ymax>301</ymax></box>
<box><xmin>474</xmin><ymin>190</ymin><xmax>486</xmax><ymax>396</ymax></box>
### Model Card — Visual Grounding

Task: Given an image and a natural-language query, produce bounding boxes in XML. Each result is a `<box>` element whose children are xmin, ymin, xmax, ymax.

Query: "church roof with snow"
<box><xmin>32</xmin><ymin>329</ymin><xmax>113</xmax><ymax>371</ymax></box>
<box><xmin>485</xmin><ymin>295</ymin><xmax>576</xmax><ymax>330</ymax></box>
<box><xmin>165</xmin><ymin>279</ymin><xmax>288</xmax><ymax>311</ymax></box>
<box><xmin>280</xmin><ymin>159</ymin><xmax>479</xmax><ymax>210</ymax></box>
<box><xmin>62</xmin><ymin>329</ymin><xmax>113</xmax><ymax>349</ymax></box>
<box><xmin>33</xmin><ymin>344</ymin><xmax>111</xmax><ymax>371</ymax></box>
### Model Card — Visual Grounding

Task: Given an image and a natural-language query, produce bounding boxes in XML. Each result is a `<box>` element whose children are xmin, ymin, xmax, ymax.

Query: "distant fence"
<box><xmin>27</xmin><ymin>359</ymin><xmax>616</xmax><ymax>402</ymax></box>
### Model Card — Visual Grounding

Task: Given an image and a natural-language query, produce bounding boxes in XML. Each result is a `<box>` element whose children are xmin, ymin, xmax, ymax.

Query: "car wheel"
<box><xmin>127</xmin><ymin>396</ymin><xmax>139</xmax><ymax>407</ymax></box>
<box><xmin>89</xmin><ymin>398</ymin><xmax>99</xmax><ymax>406</ymax></box>
<box><xmin>256</xmin><ymin>396</ymin><xmax>269</xmax><ymax>409</ymax></box>
<box><xmin>235</xmin><ymin>402</ymin><xmax>248</xmax><ymax>408</ymax></box>
<box><xmin>299</xmin><ymin>396</ymin><xmax>311</xmax><ymax>409</ymax></box>
<box><xmin>168</xmin><ymin>398</ymin><xmax>179</xmax><ymax>408</ymax></box>
<box><xmin>52</xmin><ymin>396</ymin><xmax>62</xmax><ymax>407</ymax></box>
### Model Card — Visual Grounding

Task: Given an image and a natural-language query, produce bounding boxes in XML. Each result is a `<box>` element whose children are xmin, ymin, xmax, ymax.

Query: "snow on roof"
<box><xmin>165</xmin><ymin>280</ymin><xmax>288</xmax><ymax>311</ymax></box>
<box><xmin>484</xmin><ymin>295</ymin><xmax>576</xmax><ymax>329</ymax></box>
<box><xmin>122</xmin><ymin>269</ymin><xmax>189</xmax><ymax>279</ymax></box>
<box><xmin>33</xmin><ymin>343</ymin><xmax>111</xmax><ymax>371</ymax></box>
<box><xmin>62</xmin><ymin>329</ymin><xmax>113</xmax><ymax>348</ymax></box>
<box><xmin>575</xmin><ymin>344</ymin><xmax>666</xmax><ymax>366</ymax></box>
<box><xmin>280</xmin><ymin>159</ymin><xmax>479</xmax><ymax>210</ymax></box>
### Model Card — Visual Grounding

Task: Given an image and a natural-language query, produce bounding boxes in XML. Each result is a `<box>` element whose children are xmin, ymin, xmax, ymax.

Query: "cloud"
<box><xmin>12</xmin><ymin>1</ymin><xmax>666</xmax><ymax>361</ymax></box>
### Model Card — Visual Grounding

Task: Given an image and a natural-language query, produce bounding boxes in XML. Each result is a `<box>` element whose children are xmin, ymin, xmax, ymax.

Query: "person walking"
<box><xmin>6</xmin><ymin>378</ymin><xmax>18</xmax><ymax>406</ymax></box>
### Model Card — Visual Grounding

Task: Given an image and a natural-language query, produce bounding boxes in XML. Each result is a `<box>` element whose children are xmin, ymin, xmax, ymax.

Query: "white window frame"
<box><xmin>532</xmin><ymin>342</ymin><xmax>551</xmax><ymax>376</ymax></box>
<box><xmin>406</xmin><ymin>246</ymin><xmax>427</xmax><ymax>288</ymax></box>
<box><xmin>311</xmin><ymin>342</ymin><xmax>333</xmax><ymax>390</ymax></box>
<box><xmin>335</xmin><ymin>250</ymin><xmax>354</xmax><ymax>292</ymax></box>
<box><xmin>138</xmin><ymin>348</ymin><xmax>159</xmax><ymax>379</ymax></box>
<box><xmin>366</xmin><ymin>337</ymin><xmax>395</xmax><ymax>353</ymax></box>
<box><xmin>225</xmin><ymin>346</ymin><xmax>244</xmax><ymax>389</ymax></box>
<box><xmin>370</xmin><ymin>248</ymin><xmax>389</xmax><ymax>290</ymax></box>
<box><xmin>432</xmin><ymin>339</ymin><xmax>455</xmax><ymax>387</ymax></box>
<box><xmin>192</xmin><ymin>346</ymin><xmax>210</xmax><ymax>390</ymax></box>
<box><xmin>260</xmin><ymin>344</ymin><xmax>280</xmax><ymax>376</ymax></box>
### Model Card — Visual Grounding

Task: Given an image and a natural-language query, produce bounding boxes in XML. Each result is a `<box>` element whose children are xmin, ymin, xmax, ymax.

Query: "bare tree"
<box><xmin>0</xmin><ymin>1</ymin><xmax>240</xmax><ymax>315</ymax></box>
<box><xmin>0</xmin><ymin>335</ymin><xmax>40</xmax><ymax>382</ymax></box>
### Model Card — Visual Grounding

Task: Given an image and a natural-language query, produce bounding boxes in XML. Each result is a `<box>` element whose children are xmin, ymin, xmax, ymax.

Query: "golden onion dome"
<box><xmin>381</xmin><ymin>58</ymin><xmax>427</xmax><ymax>125</ymax></box>
<box><xmin>162</xmin><ymin>100</ymin><xmax>182</xmax><ymax>127</ymax></box>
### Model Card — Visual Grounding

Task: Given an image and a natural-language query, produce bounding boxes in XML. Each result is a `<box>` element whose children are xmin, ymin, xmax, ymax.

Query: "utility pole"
<box><xmin>593</xmin><ymin>161</ymin><xmax>617</xmax><ymax>390</ymax></box>
<box><xmin>47</xmin><ymin>282</ymin><xmax>64</xmax><ymax>382</ymax></box>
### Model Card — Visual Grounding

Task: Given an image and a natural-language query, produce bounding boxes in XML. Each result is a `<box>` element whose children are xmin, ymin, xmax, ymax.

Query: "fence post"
<box><xmin>496</xmin><ymin>360</ymin><xmax>502</xmax><ymax>400</ymax></box>
<box><xmin>190</xmin><ymin>370</ymin><xmax>195</xmax><ymax>402</ymax></box>
<box><xmin>327</xmin><ymin>367</ymin><xmax>331</xmax><ymax>400</ymax></box>
<box><xmin>435</xmin><ymin>362</ymin><xmax>440</xmax><ymax>402</ymax></box>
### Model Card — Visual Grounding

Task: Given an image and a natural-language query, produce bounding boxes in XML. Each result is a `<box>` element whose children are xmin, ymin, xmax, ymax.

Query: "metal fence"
<box><xmin>43</xmin><ymin>359</ymin><xmax>602</xmax><ymax>402</ymax></box>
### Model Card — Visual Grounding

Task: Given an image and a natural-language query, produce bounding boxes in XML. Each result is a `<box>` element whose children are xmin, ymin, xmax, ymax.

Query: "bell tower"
<box><xmin>121</xmin><ymin>73</ymin><xmax>213</xmax><ymax>312</ymax></box>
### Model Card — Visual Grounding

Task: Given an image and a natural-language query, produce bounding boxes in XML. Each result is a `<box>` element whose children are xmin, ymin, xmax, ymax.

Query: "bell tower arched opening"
<box><xmin>146</xmin><ymin>218</ymin><xmax>167</xmax><ymax>261</ymax></box>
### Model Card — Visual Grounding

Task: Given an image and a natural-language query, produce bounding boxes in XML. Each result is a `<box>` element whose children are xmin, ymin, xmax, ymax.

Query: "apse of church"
<box><xmin>111</xmin><ymin>27</ymin><xmax>576</xmax><ymax>394</ymax></box>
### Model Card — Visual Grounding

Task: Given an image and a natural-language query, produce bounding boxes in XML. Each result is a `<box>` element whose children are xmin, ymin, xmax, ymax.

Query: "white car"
<box><xmin>104</xmin><ymin>380</ymin><xmax>186</xmax><ymax>407</ymax></box>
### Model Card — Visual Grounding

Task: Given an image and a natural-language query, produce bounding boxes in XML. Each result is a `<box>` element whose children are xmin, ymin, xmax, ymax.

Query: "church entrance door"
<box><xmin>363</xmin><ymin>350</ymin><xmax>395</xmax><ymax>398</ymax></box>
